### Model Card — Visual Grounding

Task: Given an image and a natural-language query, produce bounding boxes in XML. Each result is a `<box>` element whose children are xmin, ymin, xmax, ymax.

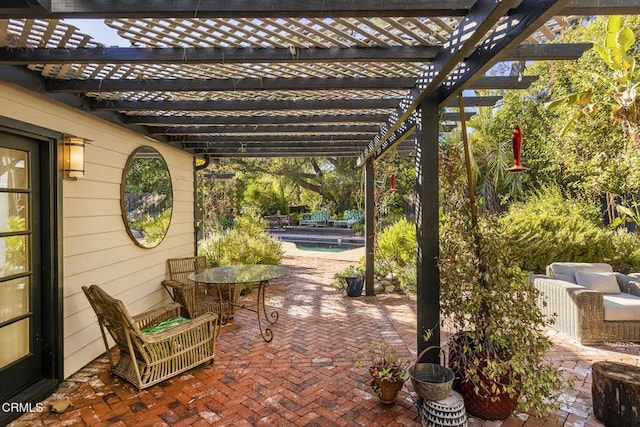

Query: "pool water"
<box><xmin>294</xmin><ymin>242</ymin><xmax>362</xmax><ymax>252</ymax></box>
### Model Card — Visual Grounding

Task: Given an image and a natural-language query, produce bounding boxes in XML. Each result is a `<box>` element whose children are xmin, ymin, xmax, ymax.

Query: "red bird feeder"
<box><xmin>390</xmin><ymin>173</ymin><xmax>396</xmax><ymax>190</ymax></box>
<box><xmin>506</xmin><ymin>125</ymin><xmax>530</xmax><ymax>172</ymax></box>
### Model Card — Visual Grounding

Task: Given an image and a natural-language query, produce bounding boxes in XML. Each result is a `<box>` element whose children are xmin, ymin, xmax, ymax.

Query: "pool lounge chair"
<box><xmin>299</xmin><ymin>211</ymin><xmax>330</xmax><ymax>227</ymax></box>
<box><xmin>332</xmin><ymin>210</ymin><xmax>363</xmax><ymax>228</ymax></box>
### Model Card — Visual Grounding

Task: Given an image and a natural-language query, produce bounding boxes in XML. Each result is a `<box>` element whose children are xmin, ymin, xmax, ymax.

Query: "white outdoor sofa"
<box><xmin>528</xmin><ymin>262</ymin><xmax>640</xmax><ymax>345</ymax></box>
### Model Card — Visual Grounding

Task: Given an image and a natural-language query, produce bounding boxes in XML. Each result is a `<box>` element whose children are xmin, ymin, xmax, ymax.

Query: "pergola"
<box><xmin>1</xmin><ymin>0</ymin><xmax>638</xmax><ymax>355</ymax></box>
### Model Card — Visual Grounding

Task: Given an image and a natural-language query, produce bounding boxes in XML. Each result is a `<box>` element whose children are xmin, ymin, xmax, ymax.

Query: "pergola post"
<box><xmin>364</xmin><ymin>158</ymin><xmax>375</xmax><ymax>296</ymax></box>
<box><xmin>415</xmin><ymin>96</ymin><xmax>440</xmax><ymax>359</ymax></box>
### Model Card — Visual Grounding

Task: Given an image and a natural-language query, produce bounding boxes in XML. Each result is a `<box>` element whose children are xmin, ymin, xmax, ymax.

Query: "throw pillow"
<box><xmin>574</xmin><ymin>271</ymin><xmax>621</xmax><ymax>294</ymax></box>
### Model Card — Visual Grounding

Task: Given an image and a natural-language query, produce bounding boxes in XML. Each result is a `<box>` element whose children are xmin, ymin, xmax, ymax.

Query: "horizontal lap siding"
<box><xmin>0</xmin><ymin>83</ymin><xmax>198</xmax><ymax>378</ymax></box>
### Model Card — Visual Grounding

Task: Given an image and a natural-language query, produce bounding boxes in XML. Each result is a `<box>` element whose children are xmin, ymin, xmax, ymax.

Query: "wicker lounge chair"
<box><xmin>82</xmin><ymin>284</ymin><xmax>217</xmax><ymax>389</ymax></box>
<box><xmin>529</xmin><ymin>262</ymin><xmax>640</xmax><ymax>344</ymax></box>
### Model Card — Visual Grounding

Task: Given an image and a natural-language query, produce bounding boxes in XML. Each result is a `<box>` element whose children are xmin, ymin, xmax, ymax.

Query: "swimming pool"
<box><xmin>294</xmin><ymin>241</ymin><xmax>362</xmax><ymax>252</ymax></box>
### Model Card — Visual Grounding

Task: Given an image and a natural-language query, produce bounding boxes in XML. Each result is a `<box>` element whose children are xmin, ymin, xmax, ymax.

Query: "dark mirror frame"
<box><xmin>120</xmin><ymin>146</ymin><xmax>173</xmax><ymax>249</ymax></box>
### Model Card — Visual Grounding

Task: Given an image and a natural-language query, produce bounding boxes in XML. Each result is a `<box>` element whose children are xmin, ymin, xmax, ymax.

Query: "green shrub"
<box><xmin>376</xmin><ymin>218</ymin><xmax>416</xmax><ymax>266</ymax></box>
<box><xmin>610</xmin><ymin>228</ymin><xmax>640</xmax><ymax>273</ymax></box>
<box><xmin>233</xmin><ymin>207</ymin><xmax>268</xmax><ymax>237</ymax></box>
<box><xmin>501</xmin><ymin>210</ymin><xmax>613</xmax><ymax>274</ymax></box>
<box><xmin>500</xmin><ymin>186</ymin><xmax>613</xmax><ymax>273</ymax></box>
<box><xmin>198</xmin><ymin>209</ymin><xmax>283</xmax><ymax>267</ymax></box>
<box><xmin>375</xmin><ymin>218</ymin><xmax>417</xmax><ymax>293</ymax></box>
<box><xmin>352</xmin><ymin>222</ymin><xmax>364</xmax><ymax>234</ymax></box>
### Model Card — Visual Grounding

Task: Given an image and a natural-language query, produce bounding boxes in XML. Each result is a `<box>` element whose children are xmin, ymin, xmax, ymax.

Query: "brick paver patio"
<box><xmin>9</xmin><ymin>252</ymin><xmax>640</xmax><ymax>426</ymax></box>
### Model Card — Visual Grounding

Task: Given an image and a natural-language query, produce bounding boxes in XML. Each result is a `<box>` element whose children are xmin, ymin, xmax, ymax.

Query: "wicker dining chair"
<box><xmin>166</xmin><ymin>256</ymin><xmax>240</xmax><ymax>320</ymax></box>
<box><xmin>161</xmin><ymin>279</ymin><xmax>222</xmax><ymax>338</ymax></box>
<box><xmin>166</xmin><ymin>256</ymin><xmax>207</xmax><ymax>286</ymax></box>
<box><xmin>82</xmin><ymin>284</ymin><xmax>217</xmax><ymax>389</ymax></box>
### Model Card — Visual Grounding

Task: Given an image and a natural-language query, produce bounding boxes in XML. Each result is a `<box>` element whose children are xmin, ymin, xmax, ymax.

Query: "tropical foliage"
<box><xmin>546</xmin><ymin>16</ymin><xmax>640</xmax><ymax>146</ymax></box>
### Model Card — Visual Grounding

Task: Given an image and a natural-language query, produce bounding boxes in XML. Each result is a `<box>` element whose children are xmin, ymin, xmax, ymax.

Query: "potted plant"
<box><xmin>358</xmin><ymin>342</ymin><xmax>410</xmax><ymax>404</ymax></box>
<box><xmin>437</xmin><ymin>145</ymin><xmax>571</xmax><ymax>419</ymax></box>
<box><xmin>331</xmin><ymin>264</ymin><xmax>364</xmax><ymax>297</ymax></box>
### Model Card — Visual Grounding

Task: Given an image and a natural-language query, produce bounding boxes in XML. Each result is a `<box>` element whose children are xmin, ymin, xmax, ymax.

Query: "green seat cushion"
<box><xmin>141</xmin><ymin>316</ymin><xmax>189</xmax><ymax>335</ymax></box>
<box><xmin>344</xmin><ymin>210</ymin><xmax>363</xmax><ymax>221</ymax></box>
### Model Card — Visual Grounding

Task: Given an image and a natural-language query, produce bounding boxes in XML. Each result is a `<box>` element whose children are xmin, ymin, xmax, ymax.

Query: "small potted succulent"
<box><xmin>358</xmin><ymin>342</ymin><xmax>410</xmax><ymax>404</ymax></box>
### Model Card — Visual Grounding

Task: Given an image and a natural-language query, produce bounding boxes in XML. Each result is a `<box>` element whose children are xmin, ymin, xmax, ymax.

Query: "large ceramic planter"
<box><xmin>448</xmin><ymin>333</ymin><xmax>518</xmax><ymax>420</ymax></box>
<box><xmin>345</xmin><ymin>277</ymin><xmax>364</xmax><ymax>297</ymax></box>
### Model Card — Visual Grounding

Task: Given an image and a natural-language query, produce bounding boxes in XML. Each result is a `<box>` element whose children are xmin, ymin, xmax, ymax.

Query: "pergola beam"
<box><xmin>201</xmin><ymin>152</ymin><xmax>362</xmax><ymax>158</ymax></box>
<box><xmin>200</xmin><ymin>146</ymin><xmax>368</xmax><ymax>153</ymax></box>
<box><xmin>502</xmin><ymin>42</ymin><xmax>591</xmax><ymax>61</ymax></box>
<box><xmin>92</xmin><ymin>97</ymin><xmax>491</xmax><ymax>113</ymax></box>
<box><xmin>126</xmin><ymin>111</ymin><xmax>471</xmax><ymax>126</ymax></box>
<box><xmin>444</xmin><ymin>95</ymin><xmax>502</xmax><ymax>108</ymax></box>
<box><xmin>148</xmin><ymin>124</ymin><xmax>381</xmax><ymax>135</ymax></box>
<box><xmin>0</xmin><ymin>46</ymin><xmax>441</xmax><ymax>65</ymax></box>
<box><xmin>46</xmin><ymin>77</ymin><xmax>418</xmax><ymax>93</ymax></box>
<box><xmin>357</xmin><ymin>0</ymin><xmax>519</xmax><ymax>166</ymax></box>
<box><xmin>438</xmin><ymin>0</ymin><xmax>575</xmax><ymax>108</ymax></box>
<box><xmin>0</xmin><ymin>0</ymin><xmax>475</xmax><ymax>18</ymax></box>
<box><xmin>172</xmin><ymin>134</ymin><xmax>372</xmax><ymax>143</ymax></box>
<box><xmin>91</xmin><ymin>98</ymin><xmax>402</xmax><ymax>112</ymax></box>
<box><xmin>0</xmin><ymin>43</ymin><xmax>589</xmax><ymax>66</ymax></box>
<box><xmin>125</xmin><ymin>114</ymin><xmax>390</xmax><ymax>126</ymax></box>
<box><xmin>47</xmin><ymin>75</ymin><xmax>537</xmax><ymax>94</ymax></box>
<box><xmin>469</xmin><ymin>75</ymin><xmax>538</xmax><ymax>90</ymax></box>
<box><xmin>361</xmin><ymin>0</ymin><xmax>574</xmax><ymax>165</ymax></box>
<box><xmin>184</xmin><ymin>142</ymin><xmax>371</xmax><ymax>149</ymax></box>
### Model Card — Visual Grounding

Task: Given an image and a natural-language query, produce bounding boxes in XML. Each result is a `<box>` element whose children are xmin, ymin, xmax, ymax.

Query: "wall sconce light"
<box><xmin>63</xmin><ymin>136</ymin><xmax>85</xmax><ymax>178</ymax></box>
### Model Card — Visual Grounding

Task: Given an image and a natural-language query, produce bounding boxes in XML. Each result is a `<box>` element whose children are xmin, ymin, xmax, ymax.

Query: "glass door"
<box><xmin>0</xmin><ymin>133</ymin><xmax>42</xmax><ymax>401</ymax></box>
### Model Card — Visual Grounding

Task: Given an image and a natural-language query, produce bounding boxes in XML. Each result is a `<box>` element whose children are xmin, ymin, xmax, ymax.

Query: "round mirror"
<box><xmin>121</xmin><ymin>146</ymin><xmax>173</xmax><ymax>248</ymax></box>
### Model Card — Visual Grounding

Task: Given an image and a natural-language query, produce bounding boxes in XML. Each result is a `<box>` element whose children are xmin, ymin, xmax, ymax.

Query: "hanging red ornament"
<box><xmin>506</xmin><ymin>125</ymin><xmax>529</xmax><ymax>172</ymax></box>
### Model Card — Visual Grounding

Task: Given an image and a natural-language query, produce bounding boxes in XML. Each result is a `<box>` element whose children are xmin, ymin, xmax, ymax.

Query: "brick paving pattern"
<box><xmin>10</xmin><ymin>255</ymin><xmax>640</xmax><ymax>426</ymax></box>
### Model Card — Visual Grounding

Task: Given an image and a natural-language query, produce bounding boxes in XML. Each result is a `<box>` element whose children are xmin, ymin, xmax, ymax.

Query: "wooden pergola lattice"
<box><xmin>0</xmin><ymin>1</ymin><xmax>606</xmax><ymax>159</ymax></box>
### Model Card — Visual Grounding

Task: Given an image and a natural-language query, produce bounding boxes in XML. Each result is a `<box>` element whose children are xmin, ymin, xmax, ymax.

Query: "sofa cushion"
<box><xmin>575</xmin><ymin>271</ymin><xmax>621</xmax><ymax>294</ymax></box>
<box><xmin>603</xmin><ymin>293</ymin><xmax>640</xmax><ymax>321</ymax></box>
<box><xmin>547</xmin><ymin>262</ymin><xmax>613</xmax><ymax>284</ymax></box>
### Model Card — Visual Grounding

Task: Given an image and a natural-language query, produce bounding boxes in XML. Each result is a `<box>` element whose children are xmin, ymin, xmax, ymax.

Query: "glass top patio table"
<box><xmin>190</xmin><ymin>264</ymin><xmax>289</xmax><ymax>285</ymax></box>
<box><xmin>189</xmin><ymin>264</ymin><xmax>289</xmax><ymax>342</ymax></box>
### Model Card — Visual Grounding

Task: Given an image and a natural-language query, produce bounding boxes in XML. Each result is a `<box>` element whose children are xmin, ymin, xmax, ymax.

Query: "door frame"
<box><xmin>0</xmin><ymin>117</ymin><xmax>62</xmax><ymax>425</ymax></box>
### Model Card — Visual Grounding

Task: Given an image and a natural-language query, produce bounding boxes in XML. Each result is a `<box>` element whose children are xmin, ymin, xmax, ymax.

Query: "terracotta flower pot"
<box><xmin>369</xmin><ymin>367</ymin><xmax>406</xmax><ymax>404</ymax></box>
<box><xmin>370</xmin><ymin>377</ymin><xmax>404</xmax><ymax>404</ymax></box>
<box><xmin>448</xmin><ymin>333</ymin><xmax>518</xmax><ymax>420</ymax></box>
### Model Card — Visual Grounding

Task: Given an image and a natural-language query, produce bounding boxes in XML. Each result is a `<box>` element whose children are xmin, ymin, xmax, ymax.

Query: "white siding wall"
<box><xmin>0</xmin><ymin>82</ymin><xmax>197</xmax><ymax>378</ymax></box>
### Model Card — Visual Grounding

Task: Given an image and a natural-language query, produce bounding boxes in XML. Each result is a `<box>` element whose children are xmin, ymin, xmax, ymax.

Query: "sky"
<box><xmin>64</xmin><ymin>19</ymin><xmax>129</xmax><ymax>47</ymax></box>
